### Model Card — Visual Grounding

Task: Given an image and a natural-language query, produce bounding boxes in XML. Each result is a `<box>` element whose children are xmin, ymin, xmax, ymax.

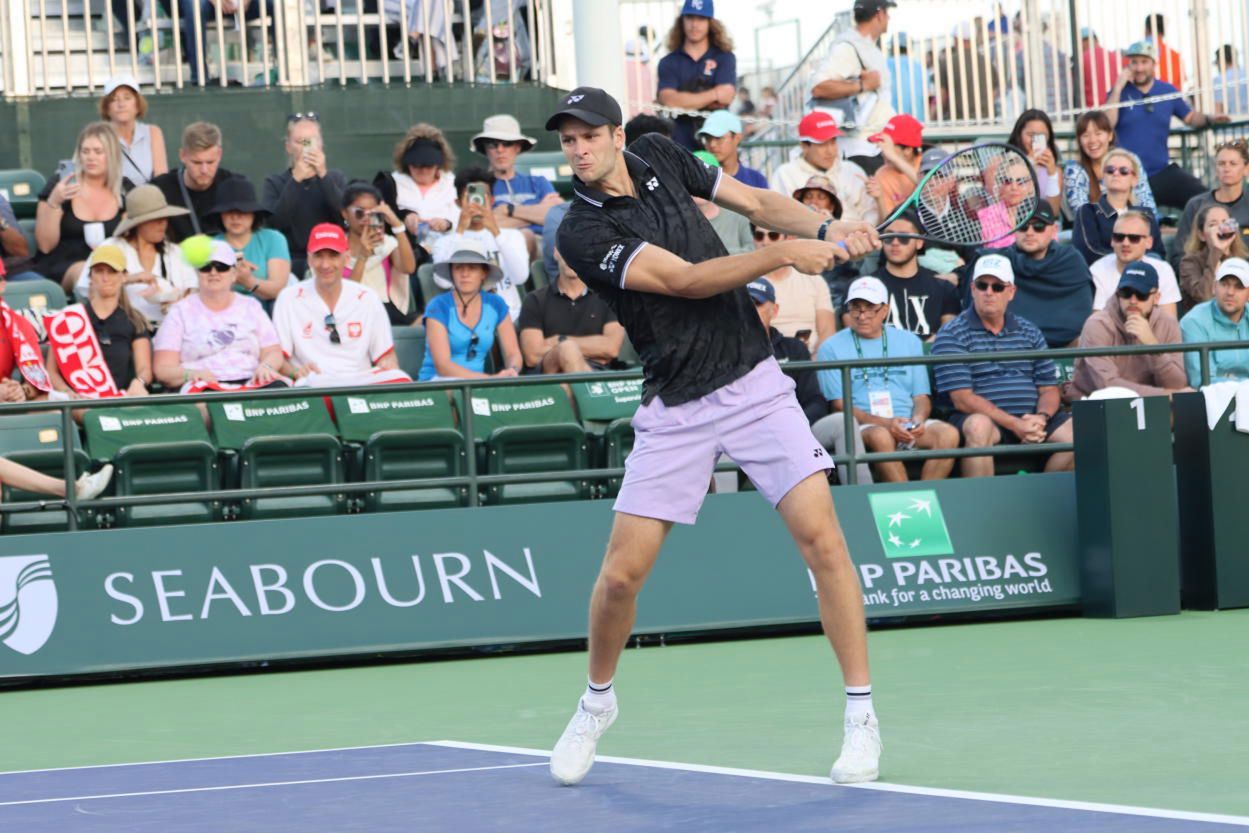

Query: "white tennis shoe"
<box><xmin>75</xmin><ymin>464</ymin><xmax>114</xmax><ymax>501</ymax></box>
<box><xmin>549</xmin><ymin>698</ymin><xmax>618</xmax><ymax>786</ymax></box>
<box><xmin>830</xmin><ymin>712</ymin><xmax>881</xmax><ymax>784</ymax></box>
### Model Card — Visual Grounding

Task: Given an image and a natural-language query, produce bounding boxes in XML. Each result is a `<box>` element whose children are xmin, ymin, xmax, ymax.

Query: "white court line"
<box><xmin>428</xmin><ymin>741</ymin><xmax>1249</xmax><ymax>829</ymax></box>
<box><xmin>0</xmin><ymin>761</ymin><xmax>547</xmax><ymax>808</ymax></box>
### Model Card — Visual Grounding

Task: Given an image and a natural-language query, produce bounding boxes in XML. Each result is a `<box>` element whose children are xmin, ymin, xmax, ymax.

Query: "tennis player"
<box><xmin>546</xmin><ymin>88</ymin><xmax>884</xmax><ymax>786</ymax></box>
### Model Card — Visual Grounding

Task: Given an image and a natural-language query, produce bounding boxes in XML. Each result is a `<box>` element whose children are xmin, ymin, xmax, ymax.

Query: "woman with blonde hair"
<box><xmin>375</xmin><ymin>123</ymin><xmax>459</xmax><ymax>252</ymax></box>
<box><xmin>1071</xmin><ymin>148</ymin><xmax>1165</xmax><ymax>265</ymax></box>
<box><xmin>35</xmin><ymin>122</ymin><xmax>130</xmax><ymax>293</ymax></box>
<box><xmin>99</xmin><ymin>74</ymin><xmax>167</xmax><ymax>185</ymax></box>
<box><xmin>1179</xmin><ymin>203</ymin><xmax>1249</xmax><ymax>312</ymax></box>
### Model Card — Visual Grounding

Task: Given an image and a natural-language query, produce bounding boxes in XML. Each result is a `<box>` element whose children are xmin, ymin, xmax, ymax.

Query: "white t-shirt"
<box><xmin>431</xmin><ymin>228</ymin><xmax>529</xmax><ymax>320</ymax></box>
<box><xmin>809</xmin><ymin>28</ymin><xmax>894</xmax><ymax>143</ymax></box>
<box><xmin>272</xmin><ymin>279</ymin><xmax>395</xmax><ymax>378</ymax></box>
<box><xmin>1089</xmin><ymin>255</ymin><xmax>1181</xmax><ymax>311</ymax></box>
<box><xmin>79</xmin><ymin>237</ymin><xmax>199</xmax><ymax>326</ymax></box>
<box><xmin>392</xmin><ymin>171</ymin><xmax>460</xmax><ymax>248</ymax></box>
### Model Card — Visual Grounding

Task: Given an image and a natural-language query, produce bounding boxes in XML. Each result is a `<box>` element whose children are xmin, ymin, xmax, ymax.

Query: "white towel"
<box><xmin>1201</xmin><ymin>380</ymin><xmax>1245</xmax><ymax>431</ymax></box>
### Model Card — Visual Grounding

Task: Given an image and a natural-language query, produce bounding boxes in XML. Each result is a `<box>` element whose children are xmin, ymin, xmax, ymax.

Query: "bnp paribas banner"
<box><xmin>0</xmin><ymin>474</ymin><xmax>1080</xmax><ymax>680</ymax></box>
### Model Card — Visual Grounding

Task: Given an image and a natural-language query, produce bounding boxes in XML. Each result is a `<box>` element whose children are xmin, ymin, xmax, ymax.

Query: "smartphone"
<box><xmin>367</xmin><ymin>211</ymin><xmax>385</xmax><ymax>230</ymax></box>
<box><xmin>1030</xmin><ymin>134</ymin><xmax>1046</xmax><ymax>153</ymax></box>
<box><xmin>466</xmin><ymin>182</ymin><xmax>489</xmax><ymax>207</ymax></box>
<box><xmin>1218</xmin><ymin>218</ymin><xmax>1239</xmax><ymax>234</ymax></box>
<box><xmin>56</xmin><ymin>158</ymin><xmax>77</xmax><ymax>183</ymax></box>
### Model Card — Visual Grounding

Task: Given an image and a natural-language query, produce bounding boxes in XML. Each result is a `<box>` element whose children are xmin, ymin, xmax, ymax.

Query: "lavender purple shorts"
<box><xmin>614</xmin><ymin>358</ymin><xmax>833</xmax><ymax>525</ymax></box>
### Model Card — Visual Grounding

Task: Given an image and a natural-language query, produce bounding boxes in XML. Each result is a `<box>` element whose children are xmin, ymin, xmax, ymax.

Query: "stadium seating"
<box><xmin>391</xmin><ymin>325</ymin><xmax>426</xmax><ymax>379</ymax></box>
<box><xmin>113</xmin><ymin>440</ymin><xmax>222</xmax><ymax>527</ymax></box>
<box><xmin>3</xmin><ymin>278</ymin><xmax>66</xmax><ymax>315</ymax></box>
<box><xmin>529</xmin><ymin>260</ymin><xmax>550</xmax><ymax>293</ymax></box>
<box><xmin>0</xmin><ymin>169</ymin><xmax>45</xmax><ymax>219</ymax></box>
<box><xmin>238</xmin><ymin>434</ymin><xmax>346</xmax><ymax>520</ymax></box>
<box><xmin>416</xmin><ymin>263</ymin><xmax>444</xmax><ymax>309</ymax></box>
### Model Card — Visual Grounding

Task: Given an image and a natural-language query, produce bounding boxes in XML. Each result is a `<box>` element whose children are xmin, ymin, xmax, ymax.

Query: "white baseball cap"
<box><xmin>972</xmin><ymin>253</ymin><xmax>1015</xmax><ymax>285</ymax></box>
<box><xmin>846</xmin><ymin>276</ymin><xmax>888</xmax><ymax>305</ymax></box>
<box><xmin>1216</xmin><ymin>257</ymin><xmax>1249</xmax><ymax>286</ymax></box>
<box><xmin>103</xmin><ymin>73</ymin><xmax>140</xmax><ymax>97</ymax></box>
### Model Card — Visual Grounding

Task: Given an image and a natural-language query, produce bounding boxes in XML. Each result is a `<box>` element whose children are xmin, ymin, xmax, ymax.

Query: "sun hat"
<box><xmin>433</xmin><ymin>237</ymin><xmax>504</xmax><ymax>290</ymax></box>
<box><xmin>471</xmin><ymin>114</ymin><xmax>537</xmax><ymax>154</ymax></box>
<box><xmin>114</xmin><ymin>185</ymin><xmax>190</xmax><ymax>237</ymax></box>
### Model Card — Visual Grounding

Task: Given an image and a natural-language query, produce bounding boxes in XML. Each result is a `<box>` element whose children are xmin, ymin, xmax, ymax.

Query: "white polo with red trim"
<box><xmin>272</xmin><ymin>279</ymin><xmax>394</xmax><ymax>378</ymax></box>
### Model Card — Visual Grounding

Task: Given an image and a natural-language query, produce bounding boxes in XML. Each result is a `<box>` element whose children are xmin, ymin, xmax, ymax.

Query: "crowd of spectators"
<box><xmin>1</xmin><ymin>0</ymin><xmax>1248</xmax><ymax>490</ymax></box>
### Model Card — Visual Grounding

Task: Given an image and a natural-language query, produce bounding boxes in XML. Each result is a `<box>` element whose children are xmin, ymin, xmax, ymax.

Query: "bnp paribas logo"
<box><xmin>0</xmin><ymin>555</ymin><xmax>58</xmax><ymax>655</ymax></box>
<box><xmin>867</xmin><ymin>490</ymin><xmax>954</xmax><ymax>559</ymax></box>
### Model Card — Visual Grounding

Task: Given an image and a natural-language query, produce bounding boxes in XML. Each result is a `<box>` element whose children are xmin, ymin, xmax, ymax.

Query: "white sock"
<box><xmin>582</xmin><ymin>678</ymin><xmax>616</xmax><ymax>713</ymax></box>
<box><xmin>845</xmin><ymin>685</ymin><xmax>873</xmax><ymax>720</ymax></box>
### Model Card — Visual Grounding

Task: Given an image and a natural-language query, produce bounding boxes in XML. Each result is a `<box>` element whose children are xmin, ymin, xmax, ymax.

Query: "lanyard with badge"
<box><xmin>852</xmin><ymin>329</ymin><xmax>893</xmax><ymax>419</ymax></box>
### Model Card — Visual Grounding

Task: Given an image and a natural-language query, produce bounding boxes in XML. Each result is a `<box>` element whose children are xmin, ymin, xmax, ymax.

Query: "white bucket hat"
<box><xmin>471</xmin><ymin>114</ymin><xmax>537</xmax><ymax>154</ymax></box>
<box><xmin>433</xmin><ymin>237</ymin><xmax>504</xmax><ymax>290</ymax></box>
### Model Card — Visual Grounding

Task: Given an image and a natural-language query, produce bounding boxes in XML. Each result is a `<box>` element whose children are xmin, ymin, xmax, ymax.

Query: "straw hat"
<box><xmin>115</xmin><ymin>185</ymin><xmax>189</xmax><ymax>236</ymax></box>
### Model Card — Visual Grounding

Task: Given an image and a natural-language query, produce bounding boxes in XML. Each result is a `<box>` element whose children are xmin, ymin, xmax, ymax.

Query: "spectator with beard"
<box><xmin>873</xmin><ymin>212</ymin><xmax>958</xmax><ymax>340</ymax></box>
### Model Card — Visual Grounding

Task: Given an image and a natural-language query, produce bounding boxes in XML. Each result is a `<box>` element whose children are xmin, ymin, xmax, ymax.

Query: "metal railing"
<box><xmin>0</xmin><ymin>0</ymin><xmax>557</xmax><ymax>94</ymax></box>
<box><xmin>1</xmin><ymin>338</ymin><xmax>1244</xmax><ymax>530</ymax></box>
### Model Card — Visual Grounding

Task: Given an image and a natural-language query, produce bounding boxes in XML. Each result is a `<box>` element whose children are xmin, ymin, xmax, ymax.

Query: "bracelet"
<box><xmin>391</xmin><ymin>225</ymin><xmax>405</xmax><ymax>234</ymax></box>
<box><xmin>816</xmin><ymin>218</ymin><xmax>833</xmax><ymax>242</ymax></box>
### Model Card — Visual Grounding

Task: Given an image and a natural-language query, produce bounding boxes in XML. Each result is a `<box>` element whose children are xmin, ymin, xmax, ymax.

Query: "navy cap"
<box><xmin>1030</xmin><ymin>201</ymin><xmax>1058</xmax><ymax>225</ymax></box>
<box><xmin>681</xmin><ymin>0</ymin><xmax>713</xmax><ymax>18</ymax></box>
<box><xmin>1119</xmin><ymin>260</ymin><xmax>1159</xmax><ymax>294</ymax></box>
<box><xmin>747</xmin><ymin>278</ymin><xmax>776</xmax><ymax>304</ymax></box>
<box><xmin>546</xmin><ymin>87</ymin><xmax>624</xmax><ymax>132</ymax></box>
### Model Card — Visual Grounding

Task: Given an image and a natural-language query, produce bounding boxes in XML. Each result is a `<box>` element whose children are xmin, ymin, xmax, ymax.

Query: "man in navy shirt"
<box><xmin>542</xmin><ymin>86</ymin><xmax>884</xmax><ymax>790</ymax></box>
<box><xmin>697</xmin><ymin>110</ymin><xmax>768</xmax><ymax>188</ymax></box>
<box><xmin>933</xmin><ymin>254</ymin><xmax>1074</xmax><ymax>477</ymax></box>
<box><xmin>1106</xmin><ymin>40</ymin><xmax>1228</xmax><ymax>209</ymax></box>
<box><xmin>472</xmin><ymin>114</ymin><xmax>564</xmax><ymax>244</ymax></box>
<box><xmin>656</xmin><ymin>0</ymin><xmax>738</xmax><ymax>150</ymax></box>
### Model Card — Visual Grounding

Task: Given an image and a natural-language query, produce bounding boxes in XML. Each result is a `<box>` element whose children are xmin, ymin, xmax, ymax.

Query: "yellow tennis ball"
<box><xmin>181</xmin><ymin>234</ymin><xmax>214</xmax><ymax>269</ymax></box>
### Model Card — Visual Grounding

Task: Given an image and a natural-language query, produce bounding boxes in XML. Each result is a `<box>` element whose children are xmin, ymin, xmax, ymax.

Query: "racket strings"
<box><xmin>914</xmin><ymin>145</ymin><xmax>1038</xmax><ymax>246</ymax></box>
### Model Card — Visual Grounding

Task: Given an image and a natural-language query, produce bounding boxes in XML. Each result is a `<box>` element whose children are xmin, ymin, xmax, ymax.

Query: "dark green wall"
<box><xmin>0</xmin><ymin>84</ymin><xmax>569</xmax><ymax>188</ymax></box>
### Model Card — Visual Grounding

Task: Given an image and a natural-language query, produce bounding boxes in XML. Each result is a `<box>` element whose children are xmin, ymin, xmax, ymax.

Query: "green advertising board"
<box><xmin>0</xmin><ymin>474</ymin><xmax>1080</xmax><ymax>681</ymax></box>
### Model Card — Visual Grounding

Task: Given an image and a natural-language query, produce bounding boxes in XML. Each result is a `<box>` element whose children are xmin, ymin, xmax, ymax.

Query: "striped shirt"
<box><xmin>932</xmin><ymin>309</ymin><xmax>1058</xmax><ymax>416</ymax></box>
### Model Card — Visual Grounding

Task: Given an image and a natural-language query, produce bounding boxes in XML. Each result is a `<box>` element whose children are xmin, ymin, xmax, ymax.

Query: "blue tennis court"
<box><xmin>1</xmin><ymin>741</ymin><xmax>1244</xmax><ymax>832</ymax></box>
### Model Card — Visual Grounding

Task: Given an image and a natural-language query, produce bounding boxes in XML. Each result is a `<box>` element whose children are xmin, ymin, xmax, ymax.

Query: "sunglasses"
<box><xmin>974</xmin><ymin>280</ymin><xmax>1009</xmax><ymax>293</ymax></box>
<box><xmin>481</xmin><ymin>140</ymin><xmax>520</xmax><ymax>151</ymax></box>
<box><xmin>199</xmin><ymin>261</ymin><xmax>233</xmax><ymax>273</ymax></box>
<box><xmin>324</xmin><ymin>313</ymin><xmax>341</xmax><ymax>345</ymax></box>
<box><xmin>287</xmin><ymin>111</ymin><xmax>319</xmax><ymax>123</ymax></box>
<box><xmin>466</xmin><ymin>333</ymin><xmax>480</xmax><ymax>361</ymax></box>
<box><xmin>1103</xmin><ymin>165</ymin><xmax>1135</xmax><ymax>176</ymax></box>
<box><xmin>1004</xmin><ymin>176</ymin><xmax>1031</xmax><ymax>186</ymax></box>
<box><xmin>1116</xmin><ymin>287</ymin><xmax>1151</xmax><ymax>301</ymax></box>
<box><xmin>1023</xmin><ymin>220</ymin><xmax>1050</xmax><ymax>232</ymax></box>
<box><xmin>1112</xmin><ymin>232</ymin><xmax>1146</xmax><ymax>244</ymax></box>
<box><xmin>752</xmin><ymin>229</ymin><xmax>783</xmax><ymax>242</ymax></box>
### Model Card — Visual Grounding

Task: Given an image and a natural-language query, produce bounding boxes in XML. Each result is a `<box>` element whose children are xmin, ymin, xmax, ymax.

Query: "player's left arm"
<box><xmin>713</xmin><ymin>172</ymin><xmax>875</xmax><ymax>243</ymax></box>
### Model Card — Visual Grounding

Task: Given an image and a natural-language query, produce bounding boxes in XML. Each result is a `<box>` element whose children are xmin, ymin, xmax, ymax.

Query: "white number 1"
<box><xmin>1130</xmin><ymin>397</ymin><xmax>1146</xmax><ymax>431</ymax></box>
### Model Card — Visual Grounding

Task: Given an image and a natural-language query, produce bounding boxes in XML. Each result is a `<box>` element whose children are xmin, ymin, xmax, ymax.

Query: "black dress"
<box><xmin>34</xmin><ymin>175</ymin><xmax>133</xmax><ymax>283</ymax></box>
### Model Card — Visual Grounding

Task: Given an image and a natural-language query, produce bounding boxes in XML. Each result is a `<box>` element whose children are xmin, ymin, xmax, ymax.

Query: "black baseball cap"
<box><xmin>545</xmin><ymin>87</ymin><xmax>624</xmax><ymax>132</ymax></box>
<box><xmin>854</xmin><ymin>0</ymin><xmax>897</xmax><ymax>12</ymax></box>
<box><xmin>1030</xmin><ymin>202</ymin><xmax>1058</xmax><ymax>225</ymax></box>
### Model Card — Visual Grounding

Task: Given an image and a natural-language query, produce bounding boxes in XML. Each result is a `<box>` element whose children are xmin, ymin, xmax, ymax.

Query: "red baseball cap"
<box><xmin>869</xmin><ymin>114</ymin><xmax>924</xmax><ymax>148</ymax></box>
<box><xmin>307</xmin><ymin>223</ymin><xmax>349</xmax><ymax>254</ymax></box>
<box><xmin>797</xmin><ymin>112</ymin><xmax>841</xmax><ymax>143</ymax></box>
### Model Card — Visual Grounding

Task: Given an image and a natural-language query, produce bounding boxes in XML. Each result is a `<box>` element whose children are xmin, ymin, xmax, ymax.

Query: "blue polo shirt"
<box><xmin>657</xmin><ymin>45</ymin><xmax>737</xmax><ymax>150</ymax></box>
<box><xmin>816</xmin><ymin>326</ymin><xmax>928</xmax><ymax>419</ymax></box>
<box><xmin>493</xmin><ymin>170</ymin><xmax>557</xmax><ymax>234</ymax></box>
<box><xmin>1110</xmin><ymin>81</ymin><xmax>1192</xmax><ymax>177</ymax></box>
<box><xmin>732</xmin><ymin>164</ymin><xmax>768</xmax><ymax>190</ymax></box>
<box><xmin>932</xmin><ymin>309</ymin><xmax>1057</xmax><ymax>416</ymax></box>
<box><xmin>1179</xmin><ymin>299</ymin><xmax>1249</xmax><ymax>386</ymax></box>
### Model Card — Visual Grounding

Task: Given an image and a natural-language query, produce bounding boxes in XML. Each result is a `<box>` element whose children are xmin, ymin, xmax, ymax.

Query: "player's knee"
<box><xmin>597</xmin><ymin>563</ymin><xmax>647</xmax><ymax>600</ymax></box>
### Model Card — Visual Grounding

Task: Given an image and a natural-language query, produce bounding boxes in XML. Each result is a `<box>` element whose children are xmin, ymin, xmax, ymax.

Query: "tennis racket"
<box><xmin>865</xmin><ymin>143</ymin><xmax>1040</xmax><ymax>247</ymax></box>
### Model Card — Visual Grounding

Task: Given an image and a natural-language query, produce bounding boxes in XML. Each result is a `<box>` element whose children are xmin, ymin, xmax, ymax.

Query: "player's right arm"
<box><xmin>621</xmin><ymin>237</ymin><xmax>873</xmax><ymax>300</ymax></box>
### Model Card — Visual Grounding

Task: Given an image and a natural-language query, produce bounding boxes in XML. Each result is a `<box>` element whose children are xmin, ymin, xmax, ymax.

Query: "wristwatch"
<box><xmin>506</xmin><ymin>203</ymin><xmax>515</xmax><ymax>218</ymax></box>
<box><xmin>817</xmin><ymin>218</ymin><xmax>833</xmax><ymax>242</ymax></box>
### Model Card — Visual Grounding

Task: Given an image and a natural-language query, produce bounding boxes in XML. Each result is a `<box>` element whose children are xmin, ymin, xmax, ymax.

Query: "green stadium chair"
<box><xmin>0</xmin><ymin>448</ymin><xmax>95</xmax><ymax>534</ymax></box>
<box><xmin>515</xmin><ymin>151</ymin><xmax>574</xmax><ymax>198</ymax></box>
<box><xmin>237</xmin><ymin>433</ymin><xmax>346</xmax><ymax>521</ymax></box>
<box><xmin>483</xmin><ymin>422</ymin><xmax>591</xmax><ymax>505</ymax></box>
<box><xmin>17</xmin><ymin>219</ymin><xmax>36</xmax><ymax>256</ymax></box>
<box><xmin>0</xmin><ymin>169</ymin><xmax>46</xmax><ymax>220</ymax></box>
<box><xmin>602</xmin><ymin>417</ymin><xmax>634</xmax><ymax>498</ymax></box>
<box><xmin>112</xmin><ymin>440</ymin><xmax>223</xmax><ymax>527</ymax></box>
<box><xmin>417</xmin><ymin>263</ymin><xmax>445</xmax><ymax>309</ymax></box>
<box><xmin>530</xmin><ymin>260</ymin><xmax>550</xmax><ymax>293</ymax></box>
<box><xmin>0</xmin><ymin>412</ymin><xmax>82</xmax><ymax>457</ymax></box>
<box><xmin>362</xmin><ymin>428</ymin><xmax>468</xmax><ymax>512</ymax></box>
<box><xmin>391</xmin><ymin>324</ymin><xmax>426</xmax><ymax>379</ymax></box>
<box><xmin>3</xmin><ymin>278</ymin><xmax>67</xmax><ymax>315</ymax></box>
<box><xmin>84</xmin><ymin>404</ymin><xmax>210</xmax><ymax>463</ymax></box>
